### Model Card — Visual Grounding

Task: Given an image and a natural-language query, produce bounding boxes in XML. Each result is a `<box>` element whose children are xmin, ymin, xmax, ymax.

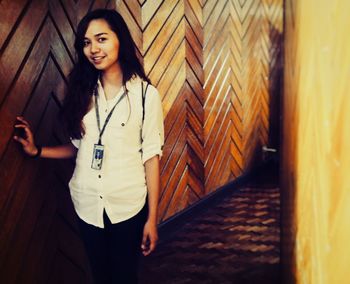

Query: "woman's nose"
<box><xmin>90</xmin><ymin>42</ymin><xmax>100</xmax><ymax>53</ymax></box>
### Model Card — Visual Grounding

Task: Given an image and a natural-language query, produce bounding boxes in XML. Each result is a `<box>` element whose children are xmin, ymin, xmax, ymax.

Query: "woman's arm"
<box><xmin>40</xmin><ymin>144</ymin><xmax>77</xmax><ymax>159</ymax></box>
<box><xmin>13</xmin><ymin>116</ymin><xmax>77</xmax><ymax>159</ymax></box>
<box><xmin>141</xmin><ymin>155</ymin><xmax>160</xmax><ymax>256</ymax></box>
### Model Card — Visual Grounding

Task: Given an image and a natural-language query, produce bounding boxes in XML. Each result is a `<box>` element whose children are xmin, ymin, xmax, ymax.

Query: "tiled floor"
<box><xmin>139</xmin><ymin>170</ymin><xmax>281</xmax><ymax>284</ymax></box>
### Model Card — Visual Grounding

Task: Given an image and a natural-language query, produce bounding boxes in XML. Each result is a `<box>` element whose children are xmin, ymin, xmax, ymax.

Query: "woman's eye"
<box><xmin>83</xmin><ymin>41</ymin><xmax>90</xmax><ymax>47</ymax></box>
<box><xmin>98</xmin><ymin>37</ymin><xmax>107</xmax><ymax>42</ymax></box>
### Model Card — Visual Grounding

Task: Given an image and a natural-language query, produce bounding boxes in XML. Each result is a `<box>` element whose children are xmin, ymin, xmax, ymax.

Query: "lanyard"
<box><xmin>94</xmin><ymin>86</ymin><xmax>127</xmax><ymax>145</ymax></box>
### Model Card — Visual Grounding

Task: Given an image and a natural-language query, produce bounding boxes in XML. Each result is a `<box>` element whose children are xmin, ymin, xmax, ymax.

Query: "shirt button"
<box><xmin>99</xmin><ymin>196</ymin><xmax>103</xmax><ymax>199</ymax></box>
<box><xmin>121</xmin><ymin>123</ymin><xmax>125</xmax><ymax>126</ymax></box>
<box><xmin>98</xmin><ymin>175</ymin><xmax>101</xmax><ymax>178</ymax></box>
<box><xmin>105</xmin><ymin>109</ymin><xmax>108</xmax><ymax>113</ymax></box>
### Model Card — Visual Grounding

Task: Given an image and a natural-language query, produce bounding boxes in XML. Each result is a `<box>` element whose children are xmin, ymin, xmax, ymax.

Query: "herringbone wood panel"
<box><xmin>1</xmin><ymin>1</ymin><xmax>283</xmax><ymax>282</ymax></box>
<box><xmin>117</xmin><ymin>0</ymin><xmax>206</xmax><ymax>222</ymax></box>
<box><xmin>0</xmin><ymin>1</ymin><xmax>115</xmax><ymax>283</ymax></box>
<box><xmin>117</xmin><ymin>0</ymin><xmax>283</xmax><ymax>223</ymax></box>
<box><xmin>241</xmin><ymin>0</ymin><xmax>283</xmax><ymax>169</ymax></box>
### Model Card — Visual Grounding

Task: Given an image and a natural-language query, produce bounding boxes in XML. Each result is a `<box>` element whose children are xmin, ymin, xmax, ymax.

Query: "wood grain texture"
<box><xmin>140</xmin><ymin>186</ymin><xmax>280</xmax><ymax>283</ymax></box>
<box><xmin>0</xmin><ymin>1</ymin><xmax>114</xmax><ymax>283</ymax></box>
<box><xmin>116</xmin><ymin>0</ymin><xmax>283</xmax><ymax>222</ymax></box>
<box><xmin>282</xmin><ymin>1</ymin><xmax>350</xmax><ymax>283</ymax></box>
<box><xmin>0</xmin><ymin>0</ymin><xmax>283</xmax><ymax>282</ymax></box>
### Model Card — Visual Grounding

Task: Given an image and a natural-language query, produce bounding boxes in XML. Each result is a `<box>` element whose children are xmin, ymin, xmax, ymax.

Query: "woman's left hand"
<box><xmin>141</xmin><ymin>220</ymin><xmax>158</xmax><ymax>256</ymax></box>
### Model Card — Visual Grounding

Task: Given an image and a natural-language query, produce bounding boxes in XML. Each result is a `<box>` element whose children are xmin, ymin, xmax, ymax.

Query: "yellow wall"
<box><xmin>282</xmin><ymin>0</ymin><xmax>350</xmax><ymax>283</ymax></box>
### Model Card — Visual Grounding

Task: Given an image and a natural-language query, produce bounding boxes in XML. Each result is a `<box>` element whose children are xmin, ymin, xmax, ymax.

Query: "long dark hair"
<box><xmin>62</xmin><ymin>9</ymin><xmax>150</xmax><ymax>139</ymax></box>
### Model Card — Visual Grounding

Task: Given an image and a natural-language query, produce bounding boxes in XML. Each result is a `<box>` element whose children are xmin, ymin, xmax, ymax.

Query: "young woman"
<box><xmin>14</xmin><ymin>9</ymin><xmax>164</xmax><ymax>284</ymax></box>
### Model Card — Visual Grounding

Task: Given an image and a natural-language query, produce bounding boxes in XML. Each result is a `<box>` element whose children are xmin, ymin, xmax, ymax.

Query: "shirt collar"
<box><xmin>96</xmin><ymin>78</ymin><xmax>123</xmax><ymax>105</ymax></box>
<box><xmin>96</xmin><ymin>75</ymin><xmax>141</xmax><ymax>102</ymax></box>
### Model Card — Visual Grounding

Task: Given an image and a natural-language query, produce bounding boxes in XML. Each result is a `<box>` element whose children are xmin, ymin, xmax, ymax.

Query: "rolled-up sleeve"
<box><xmin>141</xmin><ymin>85</ymin><xmax>164</xmax><ymax>164</ymax></box>
<box><xmin>70</xmin><ymin>138</ymin><xmax>81</xmax><ymax>149</ymax></box>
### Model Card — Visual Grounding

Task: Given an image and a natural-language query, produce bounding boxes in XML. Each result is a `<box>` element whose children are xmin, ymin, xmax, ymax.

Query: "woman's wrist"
<box><xmin>29</xmin><ymin>145</ymin><xmax>42</xmax><ymax>158</ymax></box>
<box><xmin>147</xmin><ymin>214</ymin><xmax>157</xmax><ymax>225</ymax></box>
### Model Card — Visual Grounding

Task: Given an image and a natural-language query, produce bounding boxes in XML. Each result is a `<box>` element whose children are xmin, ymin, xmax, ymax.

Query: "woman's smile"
<box><xmin>83</xmin><ymin>19</ymin><xmax>120</xmax><ymax>72</ymax></box>
<box><xmin>91</xmin><ymin>55</ymin><xmax>106</xmax><ymax>64</ymax></box>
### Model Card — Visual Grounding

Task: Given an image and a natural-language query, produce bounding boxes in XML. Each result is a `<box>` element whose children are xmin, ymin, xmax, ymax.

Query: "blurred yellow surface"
<box><xmin>285</xmin><ymin>0</ymin><xmax>350</xmax><ymax>283</ymax></box>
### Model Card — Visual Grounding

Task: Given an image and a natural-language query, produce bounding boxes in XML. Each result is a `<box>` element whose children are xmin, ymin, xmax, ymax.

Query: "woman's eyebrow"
<box><xmin>84</xmin><ymin>32</ymin><xmax>108</xmax><ymax>39</ymax></box>
<box><xmin>94</xmin><ymin>32</ymin><xmax>108</xmax><ymax>37</ymax></box>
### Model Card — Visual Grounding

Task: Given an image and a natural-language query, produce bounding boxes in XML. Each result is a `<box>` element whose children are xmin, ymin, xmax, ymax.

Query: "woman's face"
<box><xmin>83</xmin><ymin>19</ymin><xmax>120</xmax><ymax>73</ymax></box>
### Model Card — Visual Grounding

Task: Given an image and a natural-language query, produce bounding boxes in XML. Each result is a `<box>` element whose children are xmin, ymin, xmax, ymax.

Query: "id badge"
<box><xmin>91</xmin><ymin>144</ymin><xmax>104</xmax><ymax>170</ymax></box>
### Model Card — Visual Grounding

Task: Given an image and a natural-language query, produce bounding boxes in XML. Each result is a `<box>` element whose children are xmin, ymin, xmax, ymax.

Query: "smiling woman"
<box><xmin>13</xmin><ymin>9</ymin><xmax>164</xmax><ymax>284</ymax></box>
<box><xmin>83</xmin><ymin>20</ymin><xmax>121</xmax><ymax>75</ymax></box>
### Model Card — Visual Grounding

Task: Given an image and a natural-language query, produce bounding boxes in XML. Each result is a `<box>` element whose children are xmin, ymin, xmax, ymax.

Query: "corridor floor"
<box><xmin>139</xmin><ymin>178</ymin><xmax>280</xmax><ymax>284</ymax></box>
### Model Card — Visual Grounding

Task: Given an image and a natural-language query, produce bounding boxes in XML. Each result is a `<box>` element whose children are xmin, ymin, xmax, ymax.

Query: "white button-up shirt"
<box><xmin>69</xmin><ymin>76</ymin><xmax>164</xmax><ymax>228</ymax></box>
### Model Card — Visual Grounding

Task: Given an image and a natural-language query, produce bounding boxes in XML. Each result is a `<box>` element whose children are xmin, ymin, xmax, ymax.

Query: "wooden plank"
<box><xmin>160</xmin><ymin>105</ymin><xmax>187</xmax><ymax>189</ymax></box>
<box><xmin>117</xmin><ymin>0</ymin><xmax>143</xmax><ymax>52</ymax></box>
<box><xmin>49</xmin><ymin>0</ymin><xmax>76</xmax><ymax>59</ymax></box>
<box><xmin>0</xmin><ymin>0</ymin><xmax>28</xmax><ymax>49</ymax></box>
<box><xmin>0</xmin><ymin>45</ymin><xmax>51</xmax><ymax>214</ymax></box>
<box><xmin>187</xmin><ymin>0</ymin><xmax>203</xmax><ymax>27</ymax></box>
<box><xmin>143</xmin><ymin>0</ymin><xmax>180</xmax><ymax>52</ymax></box>
<box><xmin>160</xmin><ymin>144</ymin><xmax>188</xmax><ymax>221</ymax></box>
<box><xmin>185</xmin><ymin>24</ymin><xmax>203</xmax><ymax>83</ymax></box>
<box><xmin>159</xmin><ymin>121</ymin><xmax>186</xmax><ymax>198</ymax></box>
<box><xmin>123</xmin><ymin>0</ymin><xmax>142</xmax><ymax>28</ymax></box>
<box><xmin>163</xmin><ymin>167</ymin><xmax>188</xmax><ymax>220</ymax></box>
<box><xmin>0</xmin><ymin>0</ymin><xmax>47</xmax><ymax>103</ymax></box>
<box><xmin>144</xmin><ymin>2</ymin><xmax>184</xmax><ymax>73</ymax></box>
<box><xmin>146</xmin><ymin>19</ymin><xmax>185</xmax><ymax>83</ymax></box>
<box><xmin>142</xmin><ymin>0</ymin><xmax>163</xmax><ymax>30</ymax></box>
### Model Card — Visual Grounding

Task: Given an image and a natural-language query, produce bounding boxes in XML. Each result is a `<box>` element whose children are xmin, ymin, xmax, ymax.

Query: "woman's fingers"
<box><xmin>141</xmin><ymin>232</ymin><xmax>158</xmax><ymax>256</ymax></box>
<box><xmin>13</xmin><ymin>117</ymin><xmax>37</xmax><ymax>156</ymax></box>
<box><xmin>141</xmin><ymin>233</ymin><xmax>148</xmax><ymax>251</ymax></box>
<box><xmin>149</xmin><ymin>237</ymin><xmax>157</xmax><ymax>254</ymax></box>
<box><xmin>141</xmin><ymin>221</ymin><xmax>159</xmax><ymax>256</ymax></box>
<box><xmin>14</xmin><ymin>123</ymin><xmax>34</xmax><ymax>140</ymax></box>
<box><xmin>16</xmin><ymin>116</ymin><xmax>30</xmax><ymax>127</ymax></box>
<box><xmin>141</xmin><ymin>233</ymin><xmax>147</xmax><ymax>247</ymax></box>
<box><xmin>14</xmin><ymin>124</ymin><xmax>29</xmax><ymax>130</ymax></box>
<box><xmin>13</xmin><ymin>135</ymin><xmax>28</xmax><ymax>146</ymax></box>
<box><xmin>141</xmin><ymin>233</ymin><xmax>150</xmax><ymax>255</ymax></box>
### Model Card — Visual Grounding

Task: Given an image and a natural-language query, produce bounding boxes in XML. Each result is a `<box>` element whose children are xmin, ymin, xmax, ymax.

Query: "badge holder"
<box><xmin>91</xmin><ymin>143</ymin><xmax>104</xmax><ymax>170</ymax></box>
<box><xmin>91</xmin><ymin>87</ymin><xmax>127</xmax><ymax>171</ymax></box>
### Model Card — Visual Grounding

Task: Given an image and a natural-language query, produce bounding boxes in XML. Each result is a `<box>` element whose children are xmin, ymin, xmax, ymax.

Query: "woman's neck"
<box><xmin>100</xmin><ymin>64</ymin><xmax>123</xmax><ymax>100</ymax></box>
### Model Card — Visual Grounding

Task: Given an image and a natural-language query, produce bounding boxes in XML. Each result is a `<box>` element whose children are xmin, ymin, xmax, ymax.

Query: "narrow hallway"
<box><xmin>140</xmin><ymin>164</ymin><xmax>280</xmax><ymax>284</ymax></box>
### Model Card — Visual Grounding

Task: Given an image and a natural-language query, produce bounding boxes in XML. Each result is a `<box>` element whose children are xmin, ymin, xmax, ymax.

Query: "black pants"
<box><xmin>78</xmin><ymin>204</ymin><xmax>148</xmax><ymax>284</ymax></box>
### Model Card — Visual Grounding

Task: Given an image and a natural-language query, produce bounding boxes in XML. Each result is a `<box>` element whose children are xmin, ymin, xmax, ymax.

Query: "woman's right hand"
<box><xmin>13</xmin><ymin>116</ymin><xmax>38</xmax><ymax>157</ymax></box>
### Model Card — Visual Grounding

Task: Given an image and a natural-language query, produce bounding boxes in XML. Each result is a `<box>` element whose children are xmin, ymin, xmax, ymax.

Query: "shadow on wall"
<box><xmin>244</xmin><ymin>22</ymin><xmax>283</xmax><ymax>184</ymax></box>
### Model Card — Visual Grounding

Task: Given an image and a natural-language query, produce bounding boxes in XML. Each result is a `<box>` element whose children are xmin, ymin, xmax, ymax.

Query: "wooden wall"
<box><xmin>117</xmin><ymin>0</ymin><xmax>283</xmax><ymax>222</ymax></box>
<box><xmin>0</xmin><ymin>1</ymin><xmax>115</xmax><ymax>283</ymax></box>
<box><xmin>281</xmin><ymin>0</ymin><xmax>297</xmax><ymax>281</ymax></box>
<box><xmin>282</xmin><ymin>0</ymin><xmax>350</xmax><ymax>283</ymax></box>
<box><xmin>0</xmin><ymin>0</ymin><xmax>283</xmax><ymax>283</ymax></box>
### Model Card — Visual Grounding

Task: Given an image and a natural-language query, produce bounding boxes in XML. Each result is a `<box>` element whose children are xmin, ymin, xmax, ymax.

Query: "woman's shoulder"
<box><xmin>127</xmin><ymin>75</ymin><xmax>159</xmax><ymax>96</ymax></box>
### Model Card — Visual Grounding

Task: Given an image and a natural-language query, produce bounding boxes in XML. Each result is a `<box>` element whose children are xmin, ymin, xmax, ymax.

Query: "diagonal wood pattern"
<box><xmin>203</xmin><ymin>0</ymin><xmax>244</xmax><ymax>193</ymax></box>
<box><xmin>117</xmin><ymin>0</ymin><xmax>283</xmax><ymax>223</ymax></box>
<box><xmin>0</xmin><ymin>0</ymin><xmax>283</xmax><ymax>282</ymax></box>
<box><xmin>0</xmin><ymin>1</ymin><xmax>115</xmax><ymax>283</ymax></box>
<box><xmin>241</xmin><ymin>0</ymin><xmax>283</xmax><ymax>169</ymax></box>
